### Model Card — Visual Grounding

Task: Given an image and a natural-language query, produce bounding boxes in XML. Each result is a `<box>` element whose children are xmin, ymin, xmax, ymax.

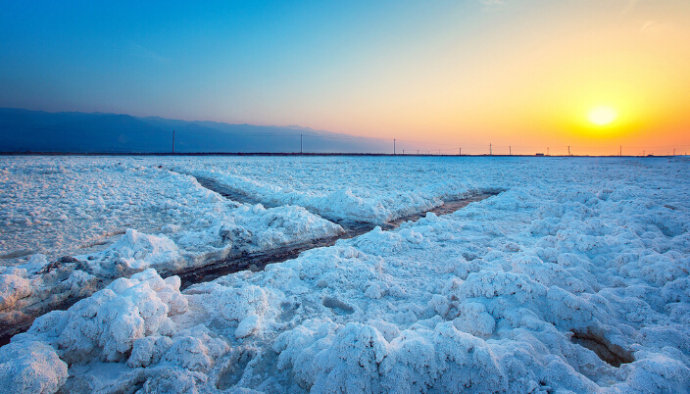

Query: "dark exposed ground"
<box><xmin>571</xmin><ymin>329</ymin><xmax>634</xmax><ymax>367</ymax></box>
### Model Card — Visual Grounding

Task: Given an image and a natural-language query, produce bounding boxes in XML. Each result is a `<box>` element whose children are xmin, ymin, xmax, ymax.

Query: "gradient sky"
<box><xmin>1</xmin><ymin>0</ymin><xmax>689</xmax><ymax>154</ymax></box>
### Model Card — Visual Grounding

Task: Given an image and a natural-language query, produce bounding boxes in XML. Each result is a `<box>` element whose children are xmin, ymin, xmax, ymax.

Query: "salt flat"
<box><xmin>0</xmin><ymin>155</ymin><xmax>688</xmax><ymax>392</ymax></box>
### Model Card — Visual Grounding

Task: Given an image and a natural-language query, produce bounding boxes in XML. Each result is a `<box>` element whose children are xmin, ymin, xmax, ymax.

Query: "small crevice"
<box><xmin>571</xmin><ymin>329</ymin><xmax>634</xmax><ymax>367</ymax></box>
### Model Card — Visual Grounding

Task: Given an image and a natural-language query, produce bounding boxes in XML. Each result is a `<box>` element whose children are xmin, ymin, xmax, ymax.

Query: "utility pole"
<box><xmin>300</xmin><ymin>134</ymin><xmax>303</xmax><ymax>154</ymax></box>
<box><xmin>568</xmin><ymin>145</ymin><xmax>571</xmax><ymax>156</ymax></box>
<box><xmin>393</xmin><ymin>138</ymin><xmax>396</xmax><ymax>155</ymax></box>
<box><xmin>172</xmin><ymin>130</ymin><xmax>175</xmax><ymax>154</ymax></box>
<box><xmin>619</xmin><ymin>145</ymin><xmax>622</xmax><ymax>156</ymax></box>
<box><xmin>489</xmin><ymin>143</ymin><xmax>492</xmax><ymax>156</ymax></box>
<box><xmin>547</xmin><ymin>147</ymin><xmax>550</xmax><ymax>156</ymax></box>
<box><xmin>458</xmin><ymin>147</ymin><xmax>462</xmax><ymax>156</ymax></box>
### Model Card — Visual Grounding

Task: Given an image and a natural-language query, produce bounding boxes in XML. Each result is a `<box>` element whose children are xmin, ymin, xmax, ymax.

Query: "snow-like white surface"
<box><xmin>170</xmin><ymin>156</ymin><xmax>490</xmax><ymax>225</ymax></box>
<box><xmin>0</xmin><ymin>157</ymin><xmax>219</xmax><ymax>261</ymax></box>
<box><xmin>0</xmin><ymin>156</ymin><xmax>343</xmax><ymax>263</ymax></box>
<box><xmin>1</xmin><ymin>156</ymin><xmax>343</xmax><ymax>326</ymax></box>
<box><xmin>1</xmin><ymin>156</ymin><xmax>689</xmax><ymax>392</ymax></box>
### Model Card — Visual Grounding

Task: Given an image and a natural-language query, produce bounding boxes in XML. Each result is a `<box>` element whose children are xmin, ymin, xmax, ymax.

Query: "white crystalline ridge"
<box><xmin>79</xmin><ymin>201</ymin><xmax>343</xmax><ymax>277</ymax></box>
<box><xmin>1</xmin><ymin>158</ymin><xmax>689</xmax><ymax>392</ymax></box>
<box><xmin>0</xmin><ymin>254</ymin><xmax>48</xmax><ymax>311</ymax></box>
<box><xmin>220</xmin><ymin>204</ymin><xmax>344</xmax><ymax>250</ymax></box>
<box><xmin>0</xmin><ymin>271</ymin><xmax>32</xmax><ymax>311</ymax></box>
<box><xmin>81</xmin><ymin>202</ymin><xmax>343</xmax><ymax>274</ymax></box>
<box><xmin>0</xmin><ymin>269</ymin><xmax>192</xmax><ymax>392</ymax></box>
<box><xmin>84</xmin><ymin>229</ymin><xmax>183</xmax><ymax>275</ymax></box>
<box><xmin>182</xmin><ymin>165</ymin><xmax>443</xmax><ymax>225</ymax></box>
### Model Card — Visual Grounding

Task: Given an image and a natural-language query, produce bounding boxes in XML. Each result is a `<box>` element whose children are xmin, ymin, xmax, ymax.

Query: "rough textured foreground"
<box><xmin>0</xmin><ymin>156</ymin><xmax>689</xmax><ymax>392</ymax></box>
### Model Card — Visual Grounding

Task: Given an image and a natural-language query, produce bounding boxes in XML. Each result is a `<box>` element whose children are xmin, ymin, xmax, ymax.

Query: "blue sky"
<box><xmin>0</xmin><ymin>1</ymin><xmax>498</xmax><ymax>125</ymax></box>
<box><xmin>0</xmin><ymin>1</ymin><xmax>467</xmax><ymax>121</ymax></box>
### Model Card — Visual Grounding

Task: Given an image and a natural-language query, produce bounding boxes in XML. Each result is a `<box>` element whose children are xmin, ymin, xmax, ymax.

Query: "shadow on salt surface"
<box><xmin>2</xmin><ymin>229</ymin><xmax>129</xmax><ymax>264</ymax></box>
<box><xmin>571</xmin><ymin>328</ymin><xmax>634</xmax><ymax>367</ymax></box>
<box><xmin>216</xmin><ymin>348</ymin><xmax>257</xmax><ymax>390</ymax></box>
<box><xmin>322</xmin><ymin>296</ymin><xmax>355</xmax><ymax>315</ymax></box>
<box><xmin>76</xmin><ymin>229</ymin><xmax>127</xmax><ymax>254</ymax></box>
<box><xmin>173</xmin><ymin>188</ymin><xmax>504</xmax><ymax>288</ymax></box>
<box><xmin>0</xmin><ymin>249</ymin><xmax>35</xmax><ymax>260</ymax></box>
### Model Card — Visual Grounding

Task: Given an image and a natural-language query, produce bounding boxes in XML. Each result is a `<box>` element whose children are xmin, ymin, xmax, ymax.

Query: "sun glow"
<box><xmin>588</xmin><ymin>106</ymin><xmax>618</xmax><ymax>126</ymax></box>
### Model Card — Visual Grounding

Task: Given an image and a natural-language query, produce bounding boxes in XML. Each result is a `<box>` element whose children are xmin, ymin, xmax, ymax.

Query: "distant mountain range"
<box><xmin>0</xmin><ymin>108</ymin><xmax>389</xmax><ymax>153</ymax></box>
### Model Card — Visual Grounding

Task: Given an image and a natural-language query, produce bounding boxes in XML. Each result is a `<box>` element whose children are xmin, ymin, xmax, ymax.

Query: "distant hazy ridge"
<box><xmin>0</xmin><ymin>108</ymin><xmax>388</xmax><ymax>153</ymax></box>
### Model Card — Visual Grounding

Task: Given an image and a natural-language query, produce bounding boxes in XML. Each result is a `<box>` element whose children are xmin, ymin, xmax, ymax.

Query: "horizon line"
<box><xmin>0</xmin><ymin>151</ymin><xmax>682</xmax><ymax>158</ymax></box>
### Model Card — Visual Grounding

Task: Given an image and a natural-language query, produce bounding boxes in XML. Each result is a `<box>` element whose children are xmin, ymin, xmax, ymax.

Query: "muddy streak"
<box><xmin>382</xmin><ymin>191</ymin><xmax>501</xmax><ymax>230</ymax></box>
<box><xmin>173</xmin><ymin>190</ymin><xmax>501</xmax><ymax>288</ymax></box>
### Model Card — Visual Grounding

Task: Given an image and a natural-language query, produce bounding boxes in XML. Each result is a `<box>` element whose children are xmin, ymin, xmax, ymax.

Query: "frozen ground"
<box><xmin>1</xmin><ymin>155</ymin><xmax>689</xmax><ymax>392</ymax></box>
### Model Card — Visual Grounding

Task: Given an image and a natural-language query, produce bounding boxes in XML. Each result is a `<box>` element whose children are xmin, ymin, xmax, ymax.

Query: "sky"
<box><xmin>1</xmin><ymin>0</ymin><xmax>689</xmax><ymax>155</ymax></box>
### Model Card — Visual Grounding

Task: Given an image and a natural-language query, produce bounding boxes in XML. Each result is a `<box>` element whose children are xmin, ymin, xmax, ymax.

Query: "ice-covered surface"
<box><xmin>1</xmin><ymin>155</ymin><xmax>689</xmax><ymax>392</ymax></box>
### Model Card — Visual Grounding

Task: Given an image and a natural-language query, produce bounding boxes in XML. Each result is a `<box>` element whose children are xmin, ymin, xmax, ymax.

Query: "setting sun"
<box><xmin>588</xmin><ymin>106</ymin><xmax>618</xmax><ymax>127</ymax></box>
